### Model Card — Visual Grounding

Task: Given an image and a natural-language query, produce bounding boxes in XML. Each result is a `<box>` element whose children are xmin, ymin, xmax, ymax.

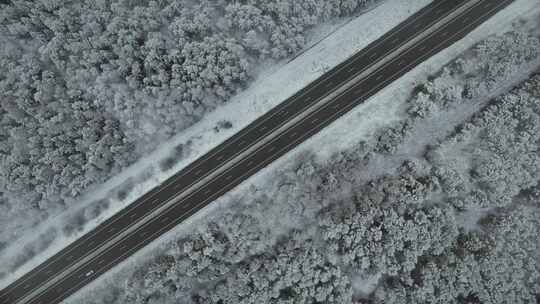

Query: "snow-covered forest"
<box><xmin>0</xmin><ymin>0</ymin><xmax>379</xmax><ymax>256</ymax></box>
<box><xmin>1</xmin><ymin>0</ymin><xmax>539</xmax><ymax>302</ymax></box>
<box><xmin>68</xmin><ymin>12</ymin><xmax>540</xmax><ymax>304</ymax></box>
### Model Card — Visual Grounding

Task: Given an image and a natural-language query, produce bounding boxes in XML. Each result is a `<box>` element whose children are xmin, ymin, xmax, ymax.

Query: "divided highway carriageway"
<box><xmin>0</xmin><ymin>0</ymin><xmax>514</xmax><ymax>303</ymax></box>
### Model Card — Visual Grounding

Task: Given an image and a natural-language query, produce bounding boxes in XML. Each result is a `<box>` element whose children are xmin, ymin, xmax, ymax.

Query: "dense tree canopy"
<box><xmin>70</xmin><ymin>24</ymin><xmax>540</xmax><ymax>303</ymax></box>
<box><xmin>0</xmin><ymin>0</ymin><xmax>378</xmax><ymax>246</ymax></box>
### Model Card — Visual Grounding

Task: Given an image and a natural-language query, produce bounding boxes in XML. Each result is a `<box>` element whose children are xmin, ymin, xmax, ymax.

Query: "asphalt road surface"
<box><xmin>0</xmin><ymin>0</ymin><xmax>514</xmax><ymax>303</ymax></box>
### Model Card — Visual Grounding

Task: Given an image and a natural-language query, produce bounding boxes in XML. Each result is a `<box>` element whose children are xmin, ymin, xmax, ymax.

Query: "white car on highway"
<box><xmin>85</xmin><ymin>270</ymin><xmax>95</xmax><ymax>277</ymax></box>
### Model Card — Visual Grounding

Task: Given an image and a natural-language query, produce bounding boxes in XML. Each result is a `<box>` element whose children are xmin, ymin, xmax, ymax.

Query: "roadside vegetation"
<box><xmin>0</xmin><ymin>0</ymin><xmax>379</xmax><ymax>259</ymax></box>
<box><xmin>70</xmin><ymin>17</ymin><xmax>540</xmax><ymax>304</ymax></box>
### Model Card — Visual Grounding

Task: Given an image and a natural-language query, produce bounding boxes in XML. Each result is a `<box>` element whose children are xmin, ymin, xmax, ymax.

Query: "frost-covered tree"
<box><xmin>17</xmin><ymin>5</ymin><xmax>540</xmax><ymax>304</ymax></box>
<box><xmin>0</xmin><ymin>0</ymin><xmax>383</xmax><ymax>248</ymax></box>
<box><xmin>195</xmin><ymin>237</ymin><xmax>352</xmax><ymax>304</ymax></box>
<box><xmin>73</xmin><ymin>68</ymin><xmax>540</xmax><ymax>304</ymax></box>
<box><xmin>375</xmin><ymin>206</ymin><xmax>540</xmax><ymax>304</ymax></box>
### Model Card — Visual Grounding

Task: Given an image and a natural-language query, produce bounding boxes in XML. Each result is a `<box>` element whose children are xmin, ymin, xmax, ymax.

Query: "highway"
<box><xmin>0</xmin><ymin>0</ymin><xmax>514</xmax><ymax>303</ymax></box>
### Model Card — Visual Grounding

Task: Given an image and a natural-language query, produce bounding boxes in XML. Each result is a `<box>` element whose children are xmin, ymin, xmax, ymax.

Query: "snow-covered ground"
<box><xmin>0</xmin><ymin>0</ymin><xmax>435</xmax><ymax>289</ymax></box>
<box><xmin>3</xmin><ymin>0</ymin><xmax>539</xmax><ymax>298</ymax></box>
<box><xmin>61</xmin><ymin>0</ymin><xmax>540</xmax><ymax>303</ymax></box>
